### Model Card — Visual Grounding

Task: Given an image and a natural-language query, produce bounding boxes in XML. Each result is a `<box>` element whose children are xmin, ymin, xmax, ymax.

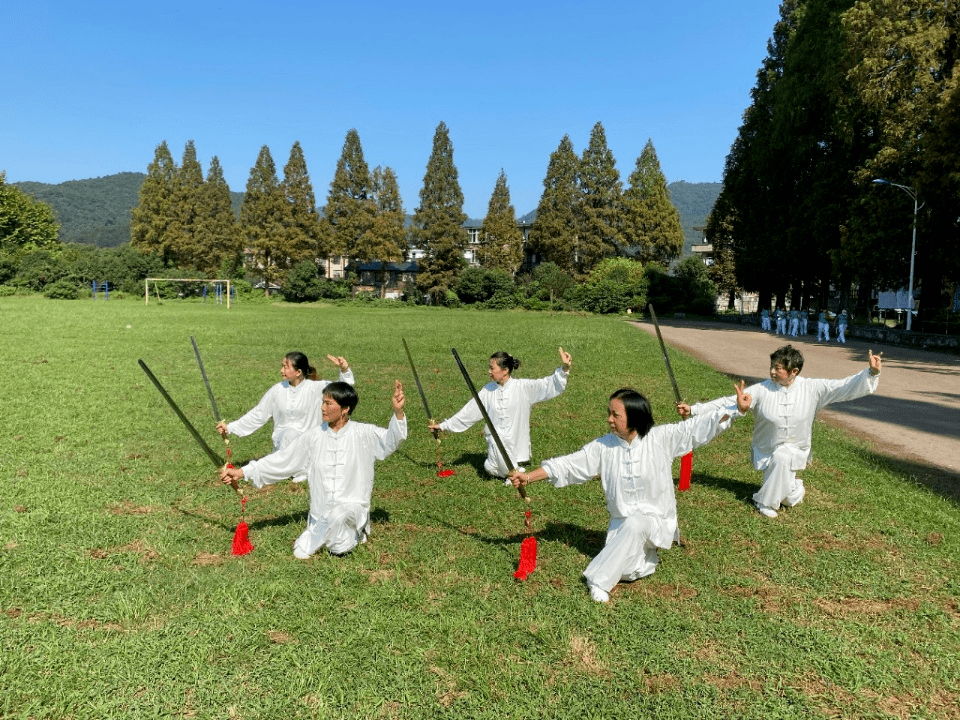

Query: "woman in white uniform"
<box><xmin>430</xmin><ymin>348</ymin><xmax>572</xmax><ymax>479</ymax></box>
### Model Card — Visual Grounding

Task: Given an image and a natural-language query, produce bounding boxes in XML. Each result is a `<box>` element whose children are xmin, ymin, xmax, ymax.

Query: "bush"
<box><xmin>43</xmin><ymin>278</ymin><xmax>81</xmax><ymax>300</ymax></box>
<box><xmin>444</xmin><ymin>289</ymin><xmax>462</xmax><ymax>308</ymax></box>
<box><xmin>483</xmin><ymin>290</ymin><xmax>519</xmax><ymax>310</ymax></box>
<box><xmin>454</xmin><ymin>267</ymin><xmax>515</xmax><ymax>304</ymax></box>
<box><xmin>282</xmin><ymin>261</ymin><xmax>324</xmax><ymax>303</ymax></box>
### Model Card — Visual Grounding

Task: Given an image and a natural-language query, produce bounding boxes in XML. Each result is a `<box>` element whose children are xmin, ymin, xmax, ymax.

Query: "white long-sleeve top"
<box><xmin>541</xmin><ymin>406</ymin><xmax>741</xmax><ymax>549</ymax></box>
<box><xmin>440</xmin><ymin>367</ymin><xmax>569</xmax><ymax>468</ymax></box>
<box><xmin>243</xmin><ymin>414</ymin><xmax>407</xmax><ymax>525</ymax></box>
<box><xmin>226</xmin><ymin>368</ymin><xmax>355</xmax><ymax>450</ymax></box>
<box><xmin>690</xmin><ymin>368</ymin><xmax>879</xmax><ymax>472</ymax></box>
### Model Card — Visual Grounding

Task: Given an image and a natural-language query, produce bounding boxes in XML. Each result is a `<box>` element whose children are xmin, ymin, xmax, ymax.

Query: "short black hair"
<box><xmin>609</xmin><ymin>388</ymin><xmax>655</xmax><ymax>438</ymax></box>
<box><xmin>770</xmin><ymin>345</ymin><xmax>804</xmax><ymax>374</ymax></box>
<box><xmin>323</xmin><ymin>381</ymin><xmax>358</xmax><ymax>415</ymax></box>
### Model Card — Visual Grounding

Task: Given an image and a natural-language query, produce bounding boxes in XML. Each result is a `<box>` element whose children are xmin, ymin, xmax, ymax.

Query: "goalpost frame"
<box><xmin>145</xmin><ymin>278</ymin><xmax>232</xmax><ymax>308</ymax></box>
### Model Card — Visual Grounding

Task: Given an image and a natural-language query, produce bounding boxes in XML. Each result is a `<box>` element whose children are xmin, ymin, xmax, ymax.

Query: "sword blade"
<box><xmin>139</xmin><ymin>359</ymin><xmax>225</xmax><ymax>468</ymax></box>
<box><xmin>190</xmin><ymin>336</ymin><xmax>221</xmax><ymax>421</ymax></box>
<box><xmin>402</xmin><ymin>338</ymin><xmax>439</xmax><ymax>441</ymax></box>
<box><xmin>648</xmin><ymin>305</ymin><xmax>683</xmax><ymax>404</ymax></box>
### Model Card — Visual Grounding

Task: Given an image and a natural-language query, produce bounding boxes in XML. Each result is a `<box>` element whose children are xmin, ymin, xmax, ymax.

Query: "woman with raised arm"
<box><xmin>511</xmin><ymin>383</ymin><xmax>751</xmax><ymax>602</ymax></box>
<box><xmin>217</xmin><ymin>352</ymin><xmax>354</xmax><ymax>480</ymax></box>
<box><xmin>430</xmin><ymin>347</ymin><xmax>572</xmax><ymax>479</ymax></box>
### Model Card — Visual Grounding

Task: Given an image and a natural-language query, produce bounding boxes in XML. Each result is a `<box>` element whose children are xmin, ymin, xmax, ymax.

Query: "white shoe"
<box><xmin>755</xmin><ymin>501</ymin><xmax>778</xmax><ymax>518</ymax></box>
<box><xmin>785</xmin><ymin>481</ymin><xmax>805</xmax><ymax>507</ymax></box>
<box><xmin>589</xmin><ymin>584</ymin><xmax>610</xmax><ymax>603</ymax></box>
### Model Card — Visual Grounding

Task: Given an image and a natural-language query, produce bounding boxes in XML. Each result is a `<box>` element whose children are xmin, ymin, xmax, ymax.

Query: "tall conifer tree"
<box><xmin>365</xmin><ymin>166</ymin><xmax>407</xmax><ymax>295</ymax></box>
<box><xmin>241</xmin><ymin>145</ymin><xmax>288</xmax><ymax>294</ymax></box>
<box><xmin>168</xmin><ymin>140</ymin><xmax>205</xmax><ymax>269</ymax></box>
<box><xmin>478</xmin><ymin>170</ymin><xmax>523</xmax><ymax>275</ymax></box>
<box><xmin>131</xmin><ymin>141</ymin><xmax>177</xmax><ymax>265</ymax></box>
<box><xmin>412</xmin><ymin>122</ymin><xmax>468</xmax><ymax>304</ymax></box>
<box><xmin>281</xmin><ymin>141</ymin><xmax>323</xmax><ymax>265</ymax></box>
<box><xmin>528</xmin><ymin>135</ymin><xmax>580</xmax><ymax>276</ymax></box>
<box><xmin>578</xmin><ymin>122</ymin><xmax>623</xmax><ymax>276</ymax></box>
<box><xmin>196</xmin><ymin>156</ymin><xmax>242</xmax><ymax>276</ymax></box>
<box><xmin>621</xmin><ymin>139</ymin><xmax>684</xmax><ymax>265</ymax></box>
<box><xmin>325</xmin><ymin>129</ymin><xmax>376</xmax><ymax>264</ymax></box>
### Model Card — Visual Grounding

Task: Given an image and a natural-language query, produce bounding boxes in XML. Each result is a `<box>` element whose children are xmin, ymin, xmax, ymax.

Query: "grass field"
<box><xmin>1</xmin><ymin>296</ymin><xmax>958</xmax><ymax>719</ymax></box>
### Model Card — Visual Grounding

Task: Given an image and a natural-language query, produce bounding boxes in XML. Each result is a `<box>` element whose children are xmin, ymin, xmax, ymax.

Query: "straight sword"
<box><xmin>451</xmin><ymin>348</ymin><xmax>527</xmax><ymax>500</ymax></box>
<box><xmin>402</xmin><ymin>338</ymin><xmax>439</xmax><ymax>441</ymax></box>
<box><xmin>138</xmin><ymin>359</ymin><xmax>240</xmax><ymax>494</ymax></box>
<box><xmin>648</xmin><ymin>305</ymin><xmax>683</xmax><ymax>405</ymax></box>
<box><xmin>648</xmin><ymin>305</ymin><xmax>693</xmax><ymax>491</ymax></box>
<box><xmin>190</xmin><ymin>336</ymin><xmax>221</xmax><ymax>421</ymax></box>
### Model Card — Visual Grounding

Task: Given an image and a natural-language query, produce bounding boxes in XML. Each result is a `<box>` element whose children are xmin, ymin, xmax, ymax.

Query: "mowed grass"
<box><xmin>1</xmin><ymin>296</ymin><xmax>958</xmax><ymax>720</ymax></box>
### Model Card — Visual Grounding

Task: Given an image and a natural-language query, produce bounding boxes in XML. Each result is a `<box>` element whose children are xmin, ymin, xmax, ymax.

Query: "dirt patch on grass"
<box><xmin>567</xmin><ymin>632</ymin><xmax>608</xmax><ymax>676</ymax></box>
<box><xmin>192</xmin><ymin>552</ymin><xmax>225</xmax><ymax>566</ymax></box>
<box><xmin>107</xmin><ymin>500</ymin><xmax>158</xmax><ymax>515</ymax></box>
<box><xmin>814</xmin><ymin>596</ymin><xmax>921</xmax><ymax>618</ymax></box>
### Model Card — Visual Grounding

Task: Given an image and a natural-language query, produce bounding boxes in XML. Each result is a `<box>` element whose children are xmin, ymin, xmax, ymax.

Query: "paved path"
<box><xmin>632</xmin><ymin>318</ymin><xmax>960</xmax><ymax>500</ymax></box>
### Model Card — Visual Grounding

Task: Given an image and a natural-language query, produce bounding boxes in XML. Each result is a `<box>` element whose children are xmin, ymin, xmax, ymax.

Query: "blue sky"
<box><xmin>4</xmin><ymin>1</ymin><xmax>782</xmax><ymax>219</ymax></box>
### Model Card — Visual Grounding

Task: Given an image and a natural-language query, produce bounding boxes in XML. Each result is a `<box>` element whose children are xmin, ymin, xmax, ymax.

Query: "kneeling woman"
<box><xmin>511</xmin><ymin>383</ymin><xmax>750</xmax><ymax>602</ymax></box>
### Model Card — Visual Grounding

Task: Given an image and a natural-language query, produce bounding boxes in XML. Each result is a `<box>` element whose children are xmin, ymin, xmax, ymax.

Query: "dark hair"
<box><xmin>322</xmin><ymin>381</ymin><xmax>358</xmax><ymax>415</ymax></box>
<box><xmin>490</xmin><ymin>351</ymin><xmax>521</xmax><ymax>374</ymax></box>
<box><xmin>770</xmin><ymin>345</ymin><xmax>804</xmax><ymax>374</ymax></box>
<box><xmin>609</xmin><ymin>388</ymin><xmax>655</xmax><ymax>438</ymax></box>
<box><xmin>285</xmin><ymin>351</ymin><xmax>318</xmax><ymax>381</ymax></box>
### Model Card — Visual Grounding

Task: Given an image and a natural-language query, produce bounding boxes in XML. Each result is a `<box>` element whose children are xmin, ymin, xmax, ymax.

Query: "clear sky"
<box><xmin>3</xmin><ymin>1</ymin><xmax>782</xmax><ymax>219</ymax></box>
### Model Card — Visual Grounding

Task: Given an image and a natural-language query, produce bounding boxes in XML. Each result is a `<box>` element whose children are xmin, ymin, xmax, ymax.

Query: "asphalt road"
<box><xmin>632</xmin><ymin>317</ymin><xmax>960</xmax><ymax>501</ymax></box>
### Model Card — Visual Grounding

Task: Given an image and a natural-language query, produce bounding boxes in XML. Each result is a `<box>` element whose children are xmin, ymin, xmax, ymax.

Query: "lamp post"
<box><xmin>873</xmin><ymin>178</ymin><xmax>922</xmax><ymax>331</ymax></box>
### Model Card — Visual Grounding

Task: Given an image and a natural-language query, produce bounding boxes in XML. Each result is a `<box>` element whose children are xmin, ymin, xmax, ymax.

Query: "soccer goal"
<box><xmin>144</xmin><ymin>278</ymin><xmax>233</xmax><ymax>308</ymax></box>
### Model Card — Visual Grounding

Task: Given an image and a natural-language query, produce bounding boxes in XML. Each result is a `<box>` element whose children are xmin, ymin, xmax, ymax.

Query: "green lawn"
<box><xmin>1</xmin><ymin>296</ymin><xmax>957</xmax><ymax>719</ymax></box>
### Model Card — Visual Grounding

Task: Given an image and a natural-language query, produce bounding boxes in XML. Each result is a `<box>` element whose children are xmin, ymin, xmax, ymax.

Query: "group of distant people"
<box><xmin>761</xmin><ymin>307</ymin><xmax>850</xmax><ymax>343</ymax></box>
<box><xmin>215</xmin><ymin>337</ymin><xmax>882</xmax><ymax>603</ymax></box>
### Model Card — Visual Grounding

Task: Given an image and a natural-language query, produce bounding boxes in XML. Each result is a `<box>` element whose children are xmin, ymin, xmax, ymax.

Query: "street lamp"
<box><xmin>873</xmin><ymin>178</ymin><xmax>923</xmax><ymax>331</ymax></box>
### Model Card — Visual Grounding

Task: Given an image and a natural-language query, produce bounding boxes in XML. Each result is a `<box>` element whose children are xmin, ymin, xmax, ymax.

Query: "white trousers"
<box><xmin>838</xmin><ymin>326</ymin><xmax>846</xmax><ymax>343</ymax></box>
<box><xmin>818</xmin><ymin>322</ymin><xmax>830</xmax><ymax>341</ymax></box>
<box><xmin>753</xmin><ymin>446</ymin><xmax>805</xmax><ymax>509</ymax></box>
<box><xmin>582</xmin><ymin>513</ymin><xmax>663</xmax><ymax>593</ymax></box>
<box><xmin>294</xmin><ymin>505</ymin><xmax>366</xmax><ymax>558</ymax></box>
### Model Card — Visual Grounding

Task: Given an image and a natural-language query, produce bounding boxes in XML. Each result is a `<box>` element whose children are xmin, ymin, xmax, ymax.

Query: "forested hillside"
<box><xmin>667</xmin><ymin>180</ymin><xmax>721</xmax><ymax>251</ymax></box>
<box><xmin>14</xmin><ymin>174</ymin><xmax>243</xmax><ymax>247</ymax></box>
<box><xmin>15</xmin><ymin>173</ymin><xmax>718</xmax><ymax>254</ymax></box>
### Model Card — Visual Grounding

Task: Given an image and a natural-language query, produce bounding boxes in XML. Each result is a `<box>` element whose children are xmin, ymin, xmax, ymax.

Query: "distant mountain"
<box><xmin>15</xmin><ymin>173</ymin><xmax>720</xmax><ymax>254</ymax></box>
<box><xmin>667</xmin><ymin>180</ymin><xmax>722</xmax><ymax>254</ymax></box>
<box><xmin>14</xmin><ymin>173</ymin><xmax>244</xmax><ymax>247</ymax></box>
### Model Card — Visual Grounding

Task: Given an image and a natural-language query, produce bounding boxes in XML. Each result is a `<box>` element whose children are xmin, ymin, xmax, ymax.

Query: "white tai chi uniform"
<box><xmin>226</xmin><ymin>370</ymin><xmax>355</xmax><ymax>482</ymax></box>
<box><xmin>242</xmin><ymin>413</ymin><xmax>406</xmax><ymax>557</ymax></box>
<box><xmin>539</xmin><ymin>406</ymin><xmax>741</xmax><ymax>595</ymax></box>
<box><xmin>440</xmin><ymin>367</ymin><xmax>569</xmax><ymax>477</ymax></box>
<box><xmin>689</xmin><ymin>369</ymin><xmax>879</xmax><ymax>511</ymax></box>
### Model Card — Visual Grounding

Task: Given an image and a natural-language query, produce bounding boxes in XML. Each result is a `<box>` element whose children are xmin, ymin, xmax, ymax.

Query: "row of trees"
<box><xmin>707</xmin><ymin>0</ymin><xmax>960</xmax><ymax>326</ymax></box>
<box><xmin>530</xmin><ymin>126</ymin><xmax>686</xmax><ymax>281</ymax></box>
<box><xmin>129</xmin><ymin>121</ymin><xmax>688</xmax><ymax>304</ymax></box>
